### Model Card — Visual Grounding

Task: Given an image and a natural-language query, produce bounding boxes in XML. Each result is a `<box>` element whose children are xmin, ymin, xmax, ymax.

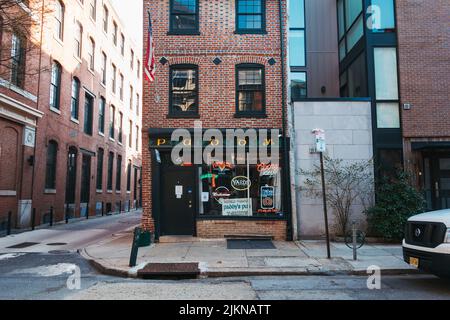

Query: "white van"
<box><xmin>403</xmin><ymin>209</ymin><xmax>450</xmax><ymax>277</ymax></box>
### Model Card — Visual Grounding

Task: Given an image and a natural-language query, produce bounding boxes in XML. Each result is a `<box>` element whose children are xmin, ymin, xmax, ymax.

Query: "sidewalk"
<box><xmin>81</xmin><ymin>230</ymin><xmax>418</xmax><ymax>278</ymax></box>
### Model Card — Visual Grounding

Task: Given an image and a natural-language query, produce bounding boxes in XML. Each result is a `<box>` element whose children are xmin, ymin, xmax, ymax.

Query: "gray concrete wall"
<box><xmin>291</xmin><ymin>101</ymin><xmax>374</xmax><ymax>238</ymax></box>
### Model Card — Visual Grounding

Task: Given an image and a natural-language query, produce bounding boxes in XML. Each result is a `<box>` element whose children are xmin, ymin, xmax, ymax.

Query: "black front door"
<box><xmin>424</xmin><ymin>152</ymin><xmax>450</xmax><ymax>210</ymax></box>
<box><xmin>161</xmin><ymin>166</ymin><xmax>196</xmax><ymax>236</ymax></box>
<box><xmin>65</xmin><ymin>147</ymin><xmax>77</xmax><ymax>204</ymax></box>
<box><xmin>81</xmin><ymin>154</ymin><xmax>91</xmax><ymax>203</ymax></box>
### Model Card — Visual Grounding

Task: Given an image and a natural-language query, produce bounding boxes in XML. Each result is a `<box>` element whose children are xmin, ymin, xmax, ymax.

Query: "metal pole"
<box><xmin>49</xmin><ymin>206</ymin><xmax>53</xmax><ymax>227</ymax></box>
<box><xmin>86</xmin><ymin>202</ymin><xmax>89</xmax><ymax>219</ymax></box>
<box><xmin>352</xmin><ymin>221</ymin><xmax>357</xmax><ymax>261</ymax></box>
<box><xmin>128</xmin><ymin>200</ymin><xmax>131</xmax><ymax>212</ymax></box>
<box><xmin>7</xmin><ymin>211</ymin><xmax>12</xmax><ymax>235</ymax></box>
<box><xmin>31</xmin><ymin>208</ymin><xmax>36</xmax><ymax>231</ymax></box>
<box><xmin>65</xmin><ymin>203</ymin><xmax>69</xmax><ymax>224</ymax></box>
<box><xmin>119</xmin><ymin>200</ymin><xmax>122</xmax><ymax>214</ymax></box>
<box><xmin>320</xmin><ymin>152</ymin><xmax>331</xmax><ymax>259</ymax></box>
<box><xmin>101</xmin><ymin>201</ymin><xmax>105</xmax><ymax>216</ymax></box>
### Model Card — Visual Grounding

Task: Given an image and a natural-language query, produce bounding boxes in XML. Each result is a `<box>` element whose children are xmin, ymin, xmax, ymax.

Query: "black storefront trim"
<box><xmin>412</xmin><ymin>141</ymin><xmax>450</xmax><ymax>150</ymax></box>
<box><xmin>196</xmin><ymin>216</ymin><xmax>287</xmax><ymax>221</ymax></box>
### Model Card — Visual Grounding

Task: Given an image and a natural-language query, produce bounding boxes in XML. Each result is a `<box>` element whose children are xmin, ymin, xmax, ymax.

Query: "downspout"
<box><xmin>30</xmin><ymin>0</ymin><xmax>45</xmax><ymax>209</ymax></box>
<box><xmin>278</xmin><ymin>0</ymin><xmax>293</xmax><ymax>241</ymax></box>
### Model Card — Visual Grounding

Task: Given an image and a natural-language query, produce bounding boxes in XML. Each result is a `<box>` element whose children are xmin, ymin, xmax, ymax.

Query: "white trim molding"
<box><xmin>0</xmin><ymin>93</ymin><xmax>43</xmax><ymax>128</ymax></box>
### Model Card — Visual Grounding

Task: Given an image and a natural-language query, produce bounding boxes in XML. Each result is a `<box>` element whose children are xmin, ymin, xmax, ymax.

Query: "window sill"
<box><xmin>100</xmin><ymin>82</ymin><xmax>107</xmax><ymax>89</ymax></box>
<box><xmin>50</xmin><ymin>107</ymin><xmax>61</xmax><ymax>115</ymax></box>
<box><xmin>116</xmin><ymin>191</ymin><xmax>121</xmax><ymax>194</ymax></box>
<box><xmin>70</xmin><ymin>117</ymin><xmax>79</xmax><ymax>124</ymax></box>
<box><xmin>73</xmin><ymin>55</ymin><xmax>83</xmax><ymax>64</ymax></box>
<box><xmin>109</xmin><ymin>137</ymin><xmax>115</xmax><ymax>142</ymax></box>
<box><xmin>107</xmin><ymin>190</ymin><xmax>113</xmax><ymax>194</ymax></box>
<box><xmin>98</xmin><ymin>131</ymin><xmax>105</xmax><ymax>137</ymax></box>
<box><xmin>53</xmin><ymin>36</ymin><xmax>64</xmax><ymax>46</ymax></box>
<box><xmin>88</xmin><ymin>68</ymin><xmax>96</xmax><ymax>76</ymax></box>
<box><xmin>234</xmin><ymin>113</ymin><xmax>267</xmax><ymax>119</ymax></box>
<box><xmin>166</xmin><ymin>113</ymin><xmax>200</xmax><ymax>119</ymax></box>
<box><xmin>167</xmin><ymin>31</ymin><xmax>200</xmax><ymax>36</ymax></box>
<box><xmin>44</xmin><ymin>189</ymin><xmax>57</xmax><ymax>194</ymax></box>
<box><xmin>96</xmin><ymin>189</ymin><xmax>103</xmax><ymax>194</ymax></box>
<box><xmin>127</xmin><ymin>191</ymin><xmax>131</xmax><ymax>194</ymax></box>
<box><xmin>234</xmin><ymin>30</ymin><xmax>267</xmax><ymax>35</ymax></box>
<box><xmin>118</xmin><ymin>141</ymin><xmax>123</xmax><ymax>146</ymax></box>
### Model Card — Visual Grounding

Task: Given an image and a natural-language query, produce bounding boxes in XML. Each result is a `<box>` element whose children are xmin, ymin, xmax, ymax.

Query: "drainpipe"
<box><xmin>278</xmin><ymin>0</ymin><xmax>293</xmax><ymax>241</ymax></box>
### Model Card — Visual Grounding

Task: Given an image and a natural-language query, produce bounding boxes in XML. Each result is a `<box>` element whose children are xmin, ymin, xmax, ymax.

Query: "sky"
<box><xmin>110</xmin><ymin>0</ymin><xmax>143</xmax><ymax>52</ymax></box>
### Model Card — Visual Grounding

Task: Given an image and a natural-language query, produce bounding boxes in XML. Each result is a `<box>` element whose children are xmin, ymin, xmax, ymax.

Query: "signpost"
<box><xmin>313</xmin><ymin>129</ymin><xmax>331</xmax><ymax>259</ymax></box>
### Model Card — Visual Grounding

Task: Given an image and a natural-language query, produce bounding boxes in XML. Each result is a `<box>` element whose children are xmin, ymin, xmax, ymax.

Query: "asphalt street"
<box><xmin>1</xmin><ymin>212</ymin><xmax>450</xmax><ymax>300</ymax></box>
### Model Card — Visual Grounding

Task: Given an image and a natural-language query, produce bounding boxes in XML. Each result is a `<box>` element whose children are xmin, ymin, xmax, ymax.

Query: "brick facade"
<box><xmin>0</xmin><ymin>0</ymin><xmax>142</xmax><ymax>229</ymax></box>
<box><xmin>142</xmin><ymin>0</ymin><xmax>288</xmax><ymax>239</ymax></box>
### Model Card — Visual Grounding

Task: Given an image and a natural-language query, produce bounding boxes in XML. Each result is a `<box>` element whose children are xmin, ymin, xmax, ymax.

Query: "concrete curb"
<box><xmin>79</xmin><ymin>248</ymin><xmax>422</xmax><ymax>279</ymax></box>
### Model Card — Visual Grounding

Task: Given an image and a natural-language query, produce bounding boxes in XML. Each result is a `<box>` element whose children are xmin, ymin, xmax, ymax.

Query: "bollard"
<box><xmin>49</xmin><ymin>206</ymin><xmax>54</xmax><ymax>227</ymax></box>
<box><xmin>86</xmin><ymin>202</ymin><xmax>89</xmax><ymax>219</ymax></box>
<box><xmin>352</xmin><ymin>221</ymin><xmax>357</xmax><ymax>261</ymax></box>
<box><xmin>7</xmin><ymin>211</ymin><xmax>12</xmax><ymax>236</ymax></box>
<box><xmin>129</xmin><ymin>227</ymin><xmax>141</xmax><ymax>267</ymax></box>
<box><xmin>31</xmin><ymin>208</ymin><xmax>36</xmax><ymax>231</ymax></box>
<box><xmin>65</xmin><ymin>203</ymin><xmax>69</xmax><ymax>224</ymax></box>
<box><xmin>101</xmin><ymin>201</ymin><xmax>105</xmax><ymax>216</ymax></box>
<box><xmin>128</xmin><ymin>200</ymin><xmax>131</xmax><ymax>212</ymax></box>
<box><xmin>119</xmin><ymin>201</ymin><xmax>122</xmax><ymax>214</ymax></box>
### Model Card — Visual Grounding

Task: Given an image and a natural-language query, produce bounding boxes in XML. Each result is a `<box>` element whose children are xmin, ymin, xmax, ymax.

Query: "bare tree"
<box><xmin>0</xmin><ymin>0</ymin><xmax>52</xmax><ymax>82</ymax></box>
<box><xmin>298</xmin><ymin>156</ymin><xmax>375</xmax><ymax>236</ymax></box>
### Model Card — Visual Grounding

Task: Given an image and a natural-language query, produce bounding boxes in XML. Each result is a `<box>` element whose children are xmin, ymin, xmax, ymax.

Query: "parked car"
<box><xmin>403</xmin><ymin>209</ymin><xmax>450</xmax><ymax>277</ymax></box>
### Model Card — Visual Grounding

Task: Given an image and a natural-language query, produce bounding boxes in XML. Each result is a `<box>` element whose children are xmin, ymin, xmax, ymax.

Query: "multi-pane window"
<box><xmin>101</xmin><ymin>52</ymin><xmax>107</xmax><ymax>84</ymax></box>
<box><xmin>90</xmin><ymin>0</ymin><xmax>96</xmax><ymax>20</ymax></box>
<box><xmin>126</xmin><ymin>160</ymin><xmax>132</xmax><ymax>192</ymax></box>
<box><xmin>338</xmin><ymin>0</ymin><xmax>364</xmax><ymax>61</ymax></box>
<box><xmin>236</xmin><ymin>64</ymin><xmax>265</xmax><ymax>114</ymax></box>
<box><xmin>136</xmin><ymin>93</ymin><xmax>140</xmax><ymax>115</ymax></box>
<box><xmin>169</xmin><ymin>0</ymin><xmax>199</xmax><ymax>34</ymax></box>
<box><xmin>111</xmin><ymin>63</ymin><xmax>116</xmax><ymax>93</ymax></box>
<box><xmin>45</xmin><ymin>140</ymin><xmax>58</xmax><ymax>190</ymax></box>
<box><xmin>103</xmin><ymin>5</ymin><xmax>109</xmax><ymax>33</ymax></box>
<box><xmin>84</xmin><ymin>93</ymin><xmax>94</xmax><ymax>135</ymax></box>
<box><xmin>49</xmin><ymin>61</ymin><xmax>62</xmax><ymax>110</ymax></box>
<box><xmin>129</xmin><ymin>120</ymin><xmax>133</xmax><ymax>148</ymax></box>
<box><xmin>74</xmin><ymin>22</ymin><xmax>83</xmax><ymax>58</ymax></box>
<box><xmin>169</xmin><ymin>65</ymin><xmax>198</xmax><ymax>115</ymax></box>
<box><xmin>88</xmin><ymin>37</ymin><xmax>95</xmax><ymax>70</ymax></box>
<box><xmin>96</xmin><ymin>148</ymin><xmax>104</xmax><ymax>190</ymax></box>
<box><xmin>112</xmin><ymin>21</ymin><xmax>118</xmax><ymax>45</ymax></box>
<box><xmin>130</xmin><ymin>49</ymin><xmax>134</xmax><ymax>70</ymax></box>
<box><xmin>236</xmin><ymin>0</ymin><xmax>265</xmax><ymax>33</ymax></box>
<box><xmin>109</xmin><ymin>105</ymin><xmax>115</xmax><ymax>139</ymax></box>
<box><xmin>55</xmin><ymin>1</ymin><xmax>64</xmax><ymax>40</ymax></box>
<box><xmin>119</xmin><ymin>73</ymin><xmax>124</xmax><ymax>100</ymax></box>
<box><xmin>107</xmin><ymin>151</ymin><xmax>114</xmax><ymax>191</ymax></box>
<box><xmin>289</xmin><ymin>0</ymin><xmax>305</xmax><ymax>67</ymax></box>
<box><xmin>98</xmin><ymin>97</ymin><xmax>105</xmax><ymax>134</ymax></box>
<box><xmin>116</xmin><ymin>155</ymin><xmax>122</xmax><ymax>191</ymax></box>
<box><xmin>71</xmin><ymin>78</ymin><xmax>80</xmax><ymax>120</ymax></box>
<box><xmin>120</xmin><ymin>33</ymin><xmax>125</xmax><ymax>55</ymax></box>
<box><xmin>374</xmin><ymin>47</ymin><xmax>400</xmax><ymax>128</ymax></box>
<box><xmin>10</xmin><ymin>34</ymin><xmax>25</xmax><ymax>88</ymax></box>
<box><xmin>135</xmin><ymin>126</ymin><xmax>139</xmax><ymax>151</ymax></box>
<box><xmin>137</xmin><ymin>60</ymin><xmax>141</xmax><ymax>79</ymax></box>
<box><xmin>129</xmin><ymin>85</ymin><xmax>133</xmax><ymax>110</ymax></box>
<box><xmin>118</xmin><ymin>112</ymin><xmax>123</xmax><ymax>143</ymax></box>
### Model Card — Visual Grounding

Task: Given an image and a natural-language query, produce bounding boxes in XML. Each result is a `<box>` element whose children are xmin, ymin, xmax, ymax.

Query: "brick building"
<box><xmin>142</xmin><ymin>0</ymin><xmax>291</xmax><ymax>240</ymax></box>
<box><xmin>0</xmin><ymin>0</ymin><xmax>142</xmax><ymax>231</ymax></box>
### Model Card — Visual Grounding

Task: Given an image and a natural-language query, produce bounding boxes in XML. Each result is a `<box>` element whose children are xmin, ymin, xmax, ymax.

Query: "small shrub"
<box><xmin>366</xmin><ymin>171</ymin><xmax>425</xmax><ymax>240</ymax></box>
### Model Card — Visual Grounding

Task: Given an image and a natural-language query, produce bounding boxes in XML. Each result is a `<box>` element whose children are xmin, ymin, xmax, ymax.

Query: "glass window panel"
<box><xmin>238</xmin><ymin>15</ymin><xmax>262</xmax><ymax>29</ymax></box>
<box><xmin>374</xmin><ymin>47</ymin><xmax>399</xmax><ymax>100</ymax></box>
<box><xmin>346</xmin><ymin>16</ymin><xmax>363</xmax><ymax>51</ymax></box>
<box><xmin>347</xmin><ymin>52</ymin><xmax>367</xmax><ymax>97</ymax></box>
<box><xmin>338</xmin><ymin>0</ymin><xmax>345</xmax><ymax>38</ymax></box>
<box><xmin>238</xmin><ymin>0</ymin><xmax>262</xmax><ymax>14</ymax></box>
<box><xmin>371</xmin><ymin>0</ymin><xmax>395</xmax><ymax>30</ymax></box>
<box><xmin>173</xmin><ymin>0</ymin><xmax>197</xmax><ymax>14</ymax></box>
<box><xmin>377</xmin><ymin>102</ymin><xmax>400</xmax><ymax>128</ymax></box>
<box><xmin>289</xmin><ymin>30</ymin><xmax>305</xmax><ymax>67</ymax></box>
<box><xmin>171</xmin><ymin>14</ymin><xmax>196</xmax><ymax>29</ymax></box>
<box><xmin>339</xmin><ymin>39</ymin><xmax>346</xmax><ymax>61</ymax></box>
<box><xmin>289</xmin><ymin>0</ymin><xmax>305</xmax><ymax>29</ymax></box>
<box><xmin>290</xmin><ymin>72</ymin><xmax>306</xmax><ymax>100</ymax></box>
<box><xmin>238</xmin><ymin>69</ymin><xmax>262</xmax><ymax>85</ymax></box>
<box><xmin>345</xmin><ymin>0</ymin><xmax>362</xmax><ymax>29</ymax></box>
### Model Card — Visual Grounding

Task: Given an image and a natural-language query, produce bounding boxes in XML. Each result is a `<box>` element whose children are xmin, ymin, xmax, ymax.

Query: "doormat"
<box><xmin>227</xmin><ymin>239</ymin><xmax>276</xmax><ymax>250</ymax></box>
<box><xmin>6</xmin><ymin>242</ymin><xmax>39</xmax><ymax>249</ymax></box>
<box><xmin>137</xmin><ymin>262</ymin><xmax>200</xmax><ymax>280</ymax></box>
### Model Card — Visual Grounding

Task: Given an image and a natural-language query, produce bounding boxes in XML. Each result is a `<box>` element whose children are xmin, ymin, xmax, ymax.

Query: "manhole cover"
<box><xmin>6</xmin><ymin>242</ymin><xmax>39</xmax><ymax>249</ymax></box>
<box><xmin>48</xmin><ymin>250</ymin><xmax>71</xmax><ymax>254</ymax></box>
<box><xmin>46</xmin><ymin>243</ymin><xmax>67</xmax><ymax>246</ymax></box>
<box><xmin>227</xmin><ymin>239</ymin><xmax>276</xmax><ymax>250</ymax></box>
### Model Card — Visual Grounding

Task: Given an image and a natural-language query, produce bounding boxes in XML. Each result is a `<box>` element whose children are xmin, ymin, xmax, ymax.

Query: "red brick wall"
<box><xmin>142</xmin><ymin>0</ymin><xmax>287</xmax><ymax>239</ymax></box>
<box><xmin>397</xmin><ymin>0</ymin><xmax>450</xmax><ymax>139</ymax></box>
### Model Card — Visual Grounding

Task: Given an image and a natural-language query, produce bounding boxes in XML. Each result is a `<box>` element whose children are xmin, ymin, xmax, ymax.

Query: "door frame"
<box><xmin>422</xmin><ymin>150</ymin><xmax>450</xmax><ymax>210</ymax></box>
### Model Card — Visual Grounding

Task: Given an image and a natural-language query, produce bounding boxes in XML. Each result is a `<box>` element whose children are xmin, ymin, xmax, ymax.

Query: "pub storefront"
<box><xmin>148</xmin><ymin>128</ymin><xmax>289</xmax><ymax>241</ymax></box>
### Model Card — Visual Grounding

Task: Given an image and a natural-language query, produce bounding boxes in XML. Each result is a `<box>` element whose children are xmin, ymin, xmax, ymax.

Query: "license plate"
<box><xmin>409</xmin><ymin>257</ymin><xmax>419</xmax><ymax>268</ymax></box>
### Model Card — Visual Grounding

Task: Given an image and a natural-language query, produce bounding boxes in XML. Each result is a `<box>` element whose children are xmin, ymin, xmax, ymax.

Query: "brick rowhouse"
<box><xmin>0</xmin><ymin>0</ymin><xmax>142</xmax><ymax>230</ymax></box>
<box><xmin>142</xmin><ymin>0</ymin><xmax>290</xmax><ymax>240</ymax></box>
